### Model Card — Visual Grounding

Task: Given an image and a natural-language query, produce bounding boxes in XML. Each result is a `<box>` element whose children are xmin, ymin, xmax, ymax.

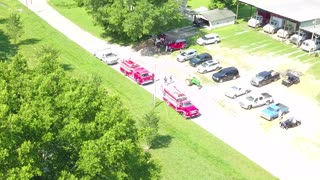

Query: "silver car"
<box><xmin>176</xmin><ymin>49</ymin><xmax>197</xmax><ymax>62</ymax></box>
<box><xmin>225</xmin><ymin>85</ymin><xmax>251</xmax><ymax>99</ymax></box>
<box><xmin>197</xmin><ymin>59</ymin><xmax>221</xmax><ymax>74</ymax></box>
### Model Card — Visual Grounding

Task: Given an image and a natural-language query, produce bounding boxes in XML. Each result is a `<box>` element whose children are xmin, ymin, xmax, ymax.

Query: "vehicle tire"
<box><xmin>265</xmin><ymin>100</ymin><xmax>270</xmax><ymax>105</ymax></box>
<box><xmin>297</xmin><ymin>121</ymin><xmax>301</xmax><ymax>126</ymax></box>
<box><xmin>310</xmin><ymin>48</ymin><xmax>314</xmax><ymax>52</ymax></box>
<box><xmin>166</xmin><ymin>100</ymin><xmax>170</xmax><ymax>106</ymax></box>
<box><xmin>298</xmin><ymin>41</ymin><xmax>302</xmax><ymax>46</ymax></box>
<box><xmin>204</xmin><ymin>70</ymin><xmax>207</xmax><ymax>74</ymax></box>
<box><xmin>247</xmin><ymin>105</ymin><xmax>252</xmax><ymax>110</ymax></box>
<box><xmin>219</xmin><ymin>79</ymin><xmax>223</xmax><ymax>83</ymax></box>
<box><xmin>285</xmin><ymin>126</ymin><xmax>288</xmax><ymax>130</ymax></box>
<box><xmin>232</xmin><ymin>95</ymin><xmax>237</xmax><ymax>99</ymax></box>
<box><xmin>245</xmin><ymin>90</ymin><xmax>250</xmax><ymax>94</ymax></box>
<box><xmin>233</xmin><ymin>76</ymin><xmax>237</xmax><ymax>80</ymax></box>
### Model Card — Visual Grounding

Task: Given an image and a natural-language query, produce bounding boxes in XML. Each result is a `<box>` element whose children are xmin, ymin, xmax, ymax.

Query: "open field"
<box><xmin>0</xmin><ymin>0</ymin><xmax>276</xmax><ymax>179</ymax></box>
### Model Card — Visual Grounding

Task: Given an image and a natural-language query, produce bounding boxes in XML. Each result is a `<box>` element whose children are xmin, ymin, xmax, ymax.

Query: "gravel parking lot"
<box><xmin>21</xmin><ymin>0</ymin><xmax>320</xmax><ymax>179</ymax></box>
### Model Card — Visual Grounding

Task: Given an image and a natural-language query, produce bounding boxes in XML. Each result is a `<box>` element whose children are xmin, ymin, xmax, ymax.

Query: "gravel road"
<box><xmin>19</xmin><ymin>0</ymin><xmax>320</xmax><ymax>179</ymax></box>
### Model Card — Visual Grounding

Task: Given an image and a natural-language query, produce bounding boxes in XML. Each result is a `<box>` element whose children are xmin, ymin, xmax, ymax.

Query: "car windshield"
<box><xmin>181</xmin><ymin>52</ymin><xmax>187</xmax><ymax>56</ymax></box>
<box><xmin>231</xmin><ymin>86</ymin><xmax>238</xmax><ymax>90</ymax></box>
<box><xmin>104</xmin><ymin>53</ymin><xmax>114</xmax><ymax>57</ymax></box>
<box><xmin>201</xmin><ymin>62</ymin><xmax>209</xmax><ymax>67</ymax></box>
<box><xmin>182</xmin><ymin>101</ymin><xmax>193</xmax><ymax>107</ymax></box>
<box><xmin>256</xmin><ymin>71</ymin><xmax>268</xmax><ymax>79</ymax></box>
<box><xmin>270</xmin><ymin>20</ymin><xmax>277</xmax><ymax>26</ymax></box>
<box><xmin>246</xmin><ymin>96</ymin><xmax>254</xmax><ymax>101</ymax></box>
<box><xmin>141</xmin><ymin>73</ymin><xmax>150</xmax><ymax>77</ymax></box>
<box><xmin>266</xmin><ymin>107</ymin><xmax>276</xmax><ymax>111</ymax></box>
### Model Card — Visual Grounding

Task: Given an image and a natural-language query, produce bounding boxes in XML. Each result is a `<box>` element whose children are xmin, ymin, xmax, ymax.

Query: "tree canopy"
<box><xmin>6</xmin><ymin>11</ymin><xmax>24</xmax><ymax>44</ymax></box>
<box><xmin>0</xmin><ymin>48</ymin><xmax>160</xmax><ymax>179</ymax></box>
<box><xmin>80</xmin><ymin>0</ymin><xmax>185</xmax><ymax>41</ymax></box>
<box><xmin>209</xmin><ymin>0</ymin><xmax>237</xmax><ymax>9</ymax></box>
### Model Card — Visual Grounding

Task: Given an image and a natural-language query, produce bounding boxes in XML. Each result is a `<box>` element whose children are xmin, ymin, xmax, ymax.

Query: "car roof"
<box><xmin>175</xmin><ymin>39</ymin><xmax>187</xmax><ymax>43</ymax></box>
<box><xmin>205</xmin><ymin>33</ymin><xmax>219</xmax><ymax>38</ymax></box>
<box><xmin>206</xmin><ymin>59</ymin><xmax>219</xmax><ymax>65</ymax></box>
<box><xmin>221</xmin><ymin>66</ymin><xmax>238</xmax><ymax>72</ymax></box>
<box><xmin>198</xmin><ymin>53</ymin><xmax>211</xmax><ymax>57</ymax></box>
<box><xmin>183</xmin><ymin>49</ymin><xmax>196</xmax><ymax>53</ymax></box>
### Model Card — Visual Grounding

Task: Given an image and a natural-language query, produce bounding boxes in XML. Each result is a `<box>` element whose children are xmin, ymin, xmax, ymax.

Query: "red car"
<box><xmin>166</xmin><ymin>39</ymin><xmax>188</xmax><ymax>52</ymax></box>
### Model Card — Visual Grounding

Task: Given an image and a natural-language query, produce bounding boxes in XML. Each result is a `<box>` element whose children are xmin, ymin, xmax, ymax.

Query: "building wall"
<box><xmin>301</xmin><ymin>20</ymin><xmax>317</xmax><ymax>27</ymax></box>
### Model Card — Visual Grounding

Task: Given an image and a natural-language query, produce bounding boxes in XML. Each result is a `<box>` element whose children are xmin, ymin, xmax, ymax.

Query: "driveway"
<box><xmin>19</xmin><ymin>1</ymin><xmax>320</xmax><ymax>179</ymax></box>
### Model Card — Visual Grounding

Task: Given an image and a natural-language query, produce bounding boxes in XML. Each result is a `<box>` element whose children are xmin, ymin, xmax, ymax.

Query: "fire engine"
<box><xmin>162</xmin><ymin>82</ymin><xmax>199</xmax><ymax>118</ymax></box>
<box><xmin>120</xmin><ymin>59</ymin><xmax>154</xmax><ymax>85</ymax></box>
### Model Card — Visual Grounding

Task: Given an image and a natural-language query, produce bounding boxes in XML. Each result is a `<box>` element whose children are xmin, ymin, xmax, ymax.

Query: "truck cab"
<box><xmin>250</xmin><ymin>70</ymin><xmax>280</xmax><ymax>87</ymax></box>
<box><xmin>263</xmin><ymin>16</ymin><xmax>285</xmax><ymax>34</ymax></box>
<box><xmin>289</xmin><ymin>31</ymin><xmax>308</xmax><ymax>45</ymax></box>
<box><xmin>240</xmin><ymin>93</ymin><xmax>273</xmax><ymax>110</ymax></box>
<box><xmin>248</xmin><ymin>9</ymin><xmax>270</xmax><ymax>28</ymax></box>
<box><xmin>162</xmin><ymin>83</ymin><xmax>199</xmax><ymax>118</ymax></box>
<box><xmin>261</xmin><ymin>103</ymin><xmax>289</xmax><ymax>120</ymax></box>
<box><xmin>120</xmin><ymin>59</ymin><xmax>154</xmax><ymax>85</ymax></box>
<box><xmin>300</xmin><ymin>38</ymin><xmax>320</xmax><ymax>52</ymax></box>
<box><xmin>277</xmin><ymin>21</ymin><xmax>298</xmax><ymax>39</ymax></box>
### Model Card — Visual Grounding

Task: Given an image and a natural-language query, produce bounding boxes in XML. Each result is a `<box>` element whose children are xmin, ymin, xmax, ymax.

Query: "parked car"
<box><xmin>240</xmin><ymin>93</ymin><xmax>273</xmax><ymax>110</ymax></box>
<box><xmin>196</xmin><ymin>33</ymin><xmax>221</xmax><ymax>45</ymax></box>
<box><xmin>166</xmin><ymin>39</ymin><xmax>188</xmax><ymax>52</ymax></box>
<box><xmin>260</xmin><ymin>103</ymin><xmax>289</xmax><ymax>121</ymax></box>
<box><xmin>94</xmin><ymin>49</ymin><xmax>119</xmax><ymax>65</ymax></box>
<box><xmin>282</xmin><ymin>73</ymin><xmax>300</xmax><ymax>87</ymax></box>
<box><xmin>225</xmin><ymin>85</ymin><xmax>251</xmax><ymax>99</ymax></box>
<box><xmin>250</xmin><ymin>70</ymin><xmax>280</xmax><ymax>87</ymax></box>
<box><xmin>189</xmin><ymin>53</ymin><xmax>212</xmax><ymax>67</ymax></box>
<box><xmin>197</xmin><ymin>59</ymin><xmax>221</xmax><ymax>73</ymax></box>
<box><xmin>177</xmin><ymin>49</ymin><xmax>197</xmax><ymax>62</ymax></box>
<box><xmin>212</xmin><ymin>67</ymin><xmax>239</xmax><ymax>83</ymax></box>
<box><xmin>280</xmin><ymin>117</ymin><xmax>302</xmax><ymax>130</ymax></box>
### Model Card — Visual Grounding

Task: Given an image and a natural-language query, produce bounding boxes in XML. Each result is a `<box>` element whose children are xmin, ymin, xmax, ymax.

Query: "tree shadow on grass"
<box><xmin>0</xmin><ymin>29</ymin><xmax>17</xmax><ymax>61</ymax></box>
<box><xmin>17</xmin><ymin>38</ymin><xmax>41</xmax><ymax>46</ymax></box>
<box><xmin>151</xmin><ymin>135</ymin><xmax>173</xmax><ymax>149</ymax></box>
<box><xmin>0</xmin><ymin>18</ymin><xmax>7</xmax><ymax>24</ymax></box>
<box><xmin>62</xmin><ymin>64</ymin><xmax>74</xmax><ymax>71</ymax></box>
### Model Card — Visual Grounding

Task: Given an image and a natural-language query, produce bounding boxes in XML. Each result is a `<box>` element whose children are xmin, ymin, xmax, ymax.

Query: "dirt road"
<box><xmin>19</xmin><ymin>0</ymin><xmax>320</xmax><ymax>179</ymax></box>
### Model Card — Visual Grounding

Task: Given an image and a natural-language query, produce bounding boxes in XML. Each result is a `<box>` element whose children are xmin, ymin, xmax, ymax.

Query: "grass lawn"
<box><xmin>187</xmin><ymin>0</ymin><xmax>211</xmax><ymax>9</ymax></box>
<box><xmin>0</xmin><ymin>0</ymin><xmax>276</xmax><ymax>179</ymax></box>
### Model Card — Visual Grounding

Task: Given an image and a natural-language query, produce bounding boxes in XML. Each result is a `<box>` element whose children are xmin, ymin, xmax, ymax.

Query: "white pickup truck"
<box><xmin>240</xmin><ymin>93</ymin><xmax>274</xmax><ymax>110</ymax></box>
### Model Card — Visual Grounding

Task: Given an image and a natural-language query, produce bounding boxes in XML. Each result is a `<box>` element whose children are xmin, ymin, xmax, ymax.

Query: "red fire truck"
<box><xmin>120</xmin><ymin>59</ymin><xmax>154</xmax><ymax>85</ymax></box>
<box><xmin>162</xmin><ymin>82</ymin><xmax>199</xmax><ymax>118</ymax></box>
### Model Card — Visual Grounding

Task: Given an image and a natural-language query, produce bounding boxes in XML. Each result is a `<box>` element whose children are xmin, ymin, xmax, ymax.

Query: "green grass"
<box><xmin>187</xmin><ymin>0</ymin><xmax>211</xmax><ymax>9</ymax></box>
<box><xmin>0</xmin><ymin>0</ymin><xmax>277</xmax><ymax>179</ymax></box>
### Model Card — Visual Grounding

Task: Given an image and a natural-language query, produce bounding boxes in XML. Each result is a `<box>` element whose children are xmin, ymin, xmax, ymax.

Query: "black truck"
<box><xmin>250</xmin><ymin>70</ymin><xmax>280</xmax><ymax>87</ymax></box>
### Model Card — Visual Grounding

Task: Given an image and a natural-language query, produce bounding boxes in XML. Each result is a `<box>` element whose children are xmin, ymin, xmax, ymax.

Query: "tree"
<box><xmin>140</xmin><ymin>110</ymin><xmax>160</xmax><ymax>149</ymax></box>
<box><xmin>209</xmin><ymin>0</ymin><xmax>237</xmax><ymax>9</ymax></box>
<box><xmin>81</xmin><ymin>0</ymin><xmax>184</xmax><ymax>41</ymax></box>
<box><xmin>0</xmin><ymin>47</ymin><xmax>160</xmax><ymax>179</ymax></box>
<box><xmin>6</xmin><ymin>11</ymin><xmax>24</xmax><ymax>44</ymax></box>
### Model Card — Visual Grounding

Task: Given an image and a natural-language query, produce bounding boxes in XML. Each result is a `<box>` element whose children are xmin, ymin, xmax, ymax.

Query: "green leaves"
<box><xmin>6</xmin><ymin>11</ymin><xmax>24</xmax><ymax>44</ymax></box>
<box><xmin>82</xmin><ymin>0</ymin><xmax>185</xmax><ymax>41</ymax></box>
<box><xmin>0</xmin><ymin>47</ymin><xmax>160</xmax><ymax>179</ymax></box>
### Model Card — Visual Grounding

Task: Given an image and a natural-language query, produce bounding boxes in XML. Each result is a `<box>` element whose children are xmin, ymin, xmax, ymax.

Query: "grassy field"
<box><xmin>0</xmin><ymin>0</ymin><xmax>276</xmax><ymax>179</ymax></box>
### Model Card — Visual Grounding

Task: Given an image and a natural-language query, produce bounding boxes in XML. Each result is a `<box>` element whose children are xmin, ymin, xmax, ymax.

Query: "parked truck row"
<box><xmin>248</xmin><ymin>9</ymin><xmax>320</xmax><ymax>52</ymax></box>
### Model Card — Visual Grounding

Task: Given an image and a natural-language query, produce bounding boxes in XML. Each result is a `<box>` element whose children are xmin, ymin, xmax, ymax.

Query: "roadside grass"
<box><xmin>0</xmin><ymin>0</ymin><xmax>276</xmax><ymax>179</ymax></box>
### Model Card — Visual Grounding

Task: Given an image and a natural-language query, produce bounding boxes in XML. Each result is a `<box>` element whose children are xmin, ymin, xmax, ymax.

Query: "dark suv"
<box><xmin>189</xmin><ymin>53</ymin><xmax>212</xmax><ymax>67</ymax></box>
<box><xmin>212</xmin><ymin>67</ymin><xmax>239</xmax><ymax>83</ymax></box>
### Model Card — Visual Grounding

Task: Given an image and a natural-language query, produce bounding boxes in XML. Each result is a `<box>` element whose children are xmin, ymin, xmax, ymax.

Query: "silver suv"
<box><xmin>176</xmin><ymin>49</ymin><xmax>197</xmax><ymax>62</ymax></box>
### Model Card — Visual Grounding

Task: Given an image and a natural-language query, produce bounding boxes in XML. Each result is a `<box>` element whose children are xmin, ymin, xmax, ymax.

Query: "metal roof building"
<box><xmin>239</xmin><ymin>0</ymin><xmax>320</xmax><ymax>36</ymax></box>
